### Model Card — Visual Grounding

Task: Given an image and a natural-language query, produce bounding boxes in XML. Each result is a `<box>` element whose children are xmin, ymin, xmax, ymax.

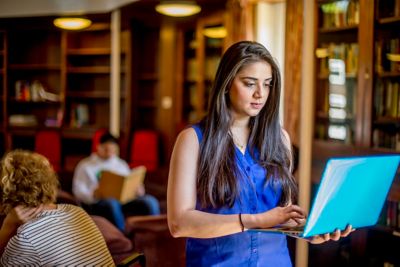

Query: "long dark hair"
<box><xmin>197</xmin><ymin>41</ymin><xmax>297</xmax><ymax>208</ymax></box>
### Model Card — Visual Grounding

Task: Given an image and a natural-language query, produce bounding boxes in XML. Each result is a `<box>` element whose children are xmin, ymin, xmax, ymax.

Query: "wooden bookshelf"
<box><xmin>313</xmin><ymin>0</ymin><xmax>400</xmax><ymax>266</ymax></box>
<box><xmin>130</xmin><ymin>19</ymin><xmax>159</xmax><ymax>130</ymax></box>
<box><xmin>0</xmin><ymin>30</ymin><xmax>5</xmax><ymax>152</ymax></box>
<box><xmin>0</xmin><ymin>14</ymin><xmax>132</xmax><ymax>166</ymax></box>
<box><xmin>176</xmin><ymin>11</ymin><xmax>227</xmax><ymax>128</ymax></box>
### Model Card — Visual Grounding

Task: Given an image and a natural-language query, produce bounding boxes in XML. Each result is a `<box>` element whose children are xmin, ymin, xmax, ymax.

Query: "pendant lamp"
<box><xmin>53</xmin><ymin>17</ymin><xmax>92</xmax><ymax>30</ymax></box>
<box><xmin>155</xmin><ymin>0</ymin><xmax>201</xmax><ymax>17</ymax></box>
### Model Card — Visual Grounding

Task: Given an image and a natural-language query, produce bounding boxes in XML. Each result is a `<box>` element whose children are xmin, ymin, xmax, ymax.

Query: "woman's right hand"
<box><xmin>250</xmin><ymin>205</ymin><xmax>306</xmax><ymax>229</ymax></box>
<box><xmin>3</xmin><ymin>205</ymin><xmax>43</xmax><ymax>230</ymax></box>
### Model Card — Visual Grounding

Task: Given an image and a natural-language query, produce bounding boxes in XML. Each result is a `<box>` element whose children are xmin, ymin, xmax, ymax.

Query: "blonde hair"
<box><xmin>0</xmin><ymin>150</ymin><xmax>59</xmax><ymax>214</ymax></box>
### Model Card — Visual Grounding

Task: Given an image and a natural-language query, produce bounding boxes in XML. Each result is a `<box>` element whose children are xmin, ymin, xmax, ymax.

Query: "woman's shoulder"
<box><xmin>177</xmin><ymin>125</ymin><xmax>200</xmax><ymax>143</ymax></box>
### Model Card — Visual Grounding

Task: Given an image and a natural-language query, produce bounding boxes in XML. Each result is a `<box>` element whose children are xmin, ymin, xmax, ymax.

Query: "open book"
<box><xmin>97</xmin><ymin>165</ymin><xmax>146</xmax><ymax>204</ymax></box>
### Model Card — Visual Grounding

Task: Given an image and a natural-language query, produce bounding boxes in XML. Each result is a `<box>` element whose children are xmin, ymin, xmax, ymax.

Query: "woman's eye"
<box><xmin>245</xmin><ymin>82</ymin><xmax>255</xmax><ymax>88</ymax></box>
<box><xmin>264</xmin><ymin>83</ymin><xmax>272</xmax><ymax>88</ymax></box>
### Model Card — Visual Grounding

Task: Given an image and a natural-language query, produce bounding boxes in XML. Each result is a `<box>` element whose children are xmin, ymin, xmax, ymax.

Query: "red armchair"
<box><xmin>35</xmin><ymin>130</ymin><xmax>61</xmax><ymax>172</ymax></box>
<box><xmin>129</xmin><ymin>130</ymin><xmax>159</xmax><ymax>172</ymax></box>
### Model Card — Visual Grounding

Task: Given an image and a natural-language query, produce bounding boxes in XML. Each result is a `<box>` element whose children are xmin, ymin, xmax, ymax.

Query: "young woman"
<box><xmin>0</xmin><ymin>150</ymin><xmax>114</xmax><ymax>266</ymax></box>
<box><xmin>167</xmin><ymin>41</ymin><xmax>352</xmax><ymax>266</ymax></box>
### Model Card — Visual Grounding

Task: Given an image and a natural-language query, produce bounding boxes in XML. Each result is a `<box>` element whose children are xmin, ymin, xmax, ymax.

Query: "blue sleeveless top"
<box><xmin>186</xmin><ymin>125</ymin><xmax>292</xmax><ymax>267</ymax></box>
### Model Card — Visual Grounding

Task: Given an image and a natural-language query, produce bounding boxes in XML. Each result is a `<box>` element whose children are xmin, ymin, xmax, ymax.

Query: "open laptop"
<box><xmin>250</xmin><ymin>155</ymin><xmax>400</xmax><ymax>238</ymax></box>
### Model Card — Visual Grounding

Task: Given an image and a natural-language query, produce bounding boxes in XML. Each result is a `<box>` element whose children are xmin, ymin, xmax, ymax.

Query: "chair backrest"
<box><xmin>92</xmin><ymin>128</ymin><xmax>108</xmax><ymax>153</ymax></box>
<box><xmin>129</xmin><ymin>130</ymin><xmax>158</xmax><ymax>172</ymax></box>
<box><xmin>35</xmin><ymin>130</ymin><xmax>61</xmax><ymax>172</ymax></box>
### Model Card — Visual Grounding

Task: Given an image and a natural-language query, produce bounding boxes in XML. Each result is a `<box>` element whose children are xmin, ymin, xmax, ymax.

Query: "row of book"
<box><xmin>186</xmin><ymin>56</ymin><xmax>220</xmax><ymax>82</ymax></box>
<box><xmin>314</xmin><ymin>123</ymin><xmax>354</xmax><ymax>144</ymax></box>
<box><xmin>14</xmin><ymin>80</ymin><xmax>60</xmax><ymax>102</ymax></box>
<box><xmin>69</xmin><ymin>103</ymin><xmax>89</xmax><ymax>128</ymax></box>
<box><xmin>375</xmin><ymin>38</ymin><xmax>400</xmax><ymax>73</ymax></box>
<box><xmin>319</xmin><ymin>0</ymin><xmax>359</xmax><ymax>29</ymax></box>
<box><xmin>375</xmin><ymin>80</ymin><xmax>400</xmax><ymax>118</ymax></box>
<box><xmin>372</xmin><ymin>130</ymin><xmax>400</xmax><ymax>150</ymax></box>
<box><xmin>316</xmin><ymin>79</ymin><xmax>356</xmax><ymax>116</ymax></box>
<box><xmin>378</xmin><ymin>200</ymin><xmax>400</xmax><ymax>230</ymax></box>
<box><xmin>319</xmin><ymin>42</ymin><xmax>359</xmax><ymax>76</ymax></box>
<box><xmin>377</xmin><ymin>0</ymin><xmax>400</xmax><ymax>18</ymax></box>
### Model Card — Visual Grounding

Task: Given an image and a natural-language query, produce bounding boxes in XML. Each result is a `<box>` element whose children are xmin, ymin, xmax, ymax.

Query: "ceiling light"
<box><xmin>203</xmin><ymin>26</ymin><xmax>227</xmax><ymax>39</ymax></box>
<box><xmin>53</xmin><ymin>17</ymin><xmax>92</xmax><ymax>30</ymax></box>
<box><xmin>155</xmin><ymin>1</ymin><xmax>201</xmax><ymax>17</ymax></box>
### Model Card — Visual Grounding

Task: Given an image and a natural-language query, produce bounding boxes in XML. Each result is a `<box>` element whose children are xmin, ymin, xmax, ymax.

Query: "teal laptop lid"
<box><xmin>303</xmin><ymin>154</ymin><xmax>400</xmax><ymax>237</ymax></box>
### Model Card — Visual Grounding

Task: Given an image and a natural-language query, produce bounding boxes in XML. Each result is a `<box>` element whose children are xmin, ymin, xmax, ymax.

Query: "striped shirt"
<box><xmin>1</xmin><ymin>204</ymin><xmax>115</xmax><ymax>266</ymax></box>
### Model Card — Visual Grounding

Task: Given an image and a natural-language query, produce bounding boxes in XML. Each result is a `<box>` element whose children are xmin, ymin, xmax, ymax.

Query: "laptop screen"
<box><xmin>303</xmin><ymin>155</ymin><xmax>400</xmax><ymax>237</ymax></box>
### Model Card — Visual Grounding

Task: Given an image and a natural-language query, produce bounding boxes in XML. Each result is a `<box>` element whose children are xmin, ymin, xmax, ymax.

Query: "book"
<box><xmin>97</xmin><ymin>166</ymin><xmax>146</xmax><ymax>204</ymax></box>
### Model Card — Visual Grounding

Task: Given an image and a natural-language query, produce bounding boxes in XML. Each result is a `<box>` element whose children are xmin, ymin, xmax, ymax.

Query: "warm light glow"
<box><xmin>387</xmin><ymin>53</ymin><xmax>400</xmax><ymax>62</ymax></box>
<box><xmin>155</xmin><ymin>1</ymin><xmax>201</xmax><ymax>17</ymax></box>
<box><xmin>203</xmin><ymin>26</ymin><xmax>227</xmax><ymax>39</ymax></box>
<box><xmin>53</xmin><ymin>18</ymin><xmax>92</xmax><ymax>30</ymax></box>
<box><xmin>315</xmin><ymin>48</ymin><xmax>329</xmax><ymax>58</ymax></box>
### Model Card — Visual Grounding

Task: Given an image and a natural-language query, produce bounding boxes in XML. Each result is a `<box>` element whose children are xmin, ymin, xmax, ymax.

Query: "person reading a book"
<box><xmin>0</xmin><ymin>150</ymin><xmax>114</xmax><ymax>266</ymax></box>
<box><xmin>167</xmin><ymin>41</ymin><xmax>354</xmax><ymax>266</ymax></box>
<box><xmin>73</xmin><ymin>132</ymin><xmax>160</xmax><ymax>232</ymax></box>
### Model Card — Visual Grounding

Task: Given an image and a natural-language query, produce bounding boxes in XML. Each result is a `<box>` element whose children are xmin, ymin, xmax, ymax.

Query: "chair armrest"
<box><xmin>125</xmin><ymin>214</ymin><xmax>167</xmax><ymax>235</ymax></box>
<box><xmin>117</xmin><ymin>252</ymin><xmax>145</xmax><ymax>267</ymax></box>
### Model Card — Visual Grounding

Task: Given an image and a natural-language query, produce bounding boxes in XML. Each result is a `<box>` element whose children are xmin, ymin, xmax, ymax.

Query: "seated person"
<box><xmin>73</xmin><ymin>131</ymin><xmax>160</xmax><ymax>232</ymax></box>
<box><xmin>0</xmin><ymin>150</ymin><xmax>114</xmax><ymax>266</ymax></box>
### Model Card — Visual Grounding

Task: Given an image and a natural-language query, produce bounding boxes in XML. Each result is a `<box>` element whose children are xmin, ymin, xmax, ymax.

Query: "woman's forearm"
<box><xmin>0</xmin><ymin>220</ymin><xmax>18</xmax><ymax>255</ymax></box>
<box><xmin>168</xmin><ymin>210</ymin><xmax>258</xmax><ymax>238</ymax></box>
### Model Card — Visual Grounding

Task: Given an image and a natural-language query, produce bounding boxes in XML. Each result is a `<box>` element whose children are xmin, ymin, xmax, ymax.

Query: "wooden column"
<box><xmin>296</xmin><ymin>0</ymin><xmax>315</xmax><ymax>266</ymax></box>
<box><xmin>110</xmin><ymin>9</ymin><xmax>121</xmax><ymax>137</ymax></box>
<box><xmin>158</xmin><ymin>19</ymin><xmax>177</xmax><ymax>162</ymax></box>
<box><xmin>226</xmin><ymin>0</ymin><xmax>255</xmax><ymax>45</ymax></box>
<box><xmin>283</xmin><ymin>0</ymin><xmax>303</xmax><ymax>146</ymax></box>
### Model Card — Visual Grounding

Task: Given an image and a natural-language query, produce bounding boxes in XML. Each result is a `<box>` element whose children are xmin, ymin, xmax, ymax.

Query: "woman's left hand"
<box><xmin>306</xmin><ymin>225</ymin><xmax>355</xmax><ymax>244</ymax></box>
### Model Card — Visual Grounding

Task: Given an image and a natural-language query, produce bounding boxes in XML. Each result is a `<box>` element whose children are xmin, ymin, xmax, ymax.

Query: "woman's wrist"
<box><xmin>240</xmin><ymin>214</ymin><xmax>257</xmax><ymax>230</ymax></box>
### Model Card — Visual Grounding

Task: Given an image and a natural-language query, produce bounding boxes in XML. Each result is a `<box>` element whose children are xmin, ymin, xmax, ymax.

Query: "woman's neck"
<box><xmin>230</xmin><ymin>118</ymin><xmax>250</xmax><ymax>154</ymax></box>
<box><xmin>42</xmin><ymin>203</ymin><xmax>57</xmax><ymax>210</ymax></box>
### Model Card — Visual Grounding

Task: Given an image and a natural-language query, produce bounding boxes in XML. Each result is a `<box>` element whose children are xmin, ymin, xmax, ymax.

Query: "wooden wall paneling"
<box><xmin>358</xmin><ymin>0</ymin><xmax>375</xmax><ymax>147</ymax></box>
<box><xmin>225</xmin><ymin>0</ymin><xmax>255</xmax><ymax>45</ymax></box>
<box><xmin>283</xmin><ymin>0</ymin><xmax>303</xmax><ymax>146</ymax></box>
<box><xmin>157</xmin><ymin>19</ymin><xmax>177</xmax><ymax>164</ymax></box>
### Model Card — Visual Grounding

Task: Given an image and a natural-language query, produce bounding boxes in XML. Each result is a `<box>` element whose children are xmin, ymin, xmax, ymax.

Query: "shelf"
<box><xmin>85</xmin><ymin>23</ymin><xmax>110</xmax><ymax>31</ymax></box>
<box><xmin>8</xmin><ymin>64</ymin><xmax>61</xmax><ymax>71</ymax></box>
<box><xmin>377</xmin><ymin>16</ymin><xmax>400</xmax><ymax>25</ymax></box>
<box><xmin>376</xmin><ymin>71</ymin><xmax>400</xmax><ymax>78</ymax></box>
<box><xmin>316</xmin><ymin>112</ymin><xmax>354</xmax><ymax>123</ymax></box>
<box><xmin>66</xmin><ymin>91</ymin><xmax>109</xmax><ymax>99</ymax></box>
<box><xmin>138</xmin><ymin>100</ymin><xmax>157</xmax><ymax>108</ymax></box>
<box><xmin>62</xmin><ymin>127</ymin><xmax>98</xmax><ymax>140</ymax></box>
<box><xmin>319</xmin><ymin>25</ymin><xmax>358</xmax><ymax>33</ymax></box>
<box><xmin>317</xmin><ymin>0</ymin><xmax>348</xmax><ymax>3</ymax></box>
<box><xmin>138</xmin><ymin>72</ymin><xmax>159</xmax><ymax>81</ymax></box>
<box><xmin>67</xmin><ymin>66</ymin><xmax>111</xmax><ymax>74</ymax></box>
<box><xmin>372</xmin><ymin>225</ymin><xmax>400</xmax><ymax>237</ymax></box>
<box><xmin>317</xmin><ymin>72</ymin><xmax>357</xmax><ymax>79</ymax></box>
<box><xmin>373</xmin><ymin>117</ymin><xmax>400</xmax><ymax>127</ymax></box>
<box><xmin>7</xmin><ymin>127</ymin><xmax>38</xmax><ymax>136</ymax></box>
<box><xmin>67</xmin><ymin>48</ymin><xmax>111</xmax><ymax>55</ymax></box>
<box><xmin>9</xmin><ymin>99</ymin><xmax>61</xmax><ymax>105</ymax></box>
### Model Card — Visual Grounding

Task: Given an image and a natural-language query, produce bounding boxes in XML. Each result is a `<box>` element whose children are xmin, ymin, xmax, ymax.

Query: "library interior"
<box><xmin>0</xmin><ymin>0</ymin><xmax>399</xmax><ymax>266</ymax></box>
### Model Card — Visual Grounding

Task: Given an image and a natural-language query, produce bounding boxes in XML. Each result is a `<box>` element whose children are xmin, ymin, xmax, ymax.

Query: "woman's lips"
<box><xmin>251</xmin><ymin>103</ymin><xmax>264</xmax><ymax>109</ymax></box>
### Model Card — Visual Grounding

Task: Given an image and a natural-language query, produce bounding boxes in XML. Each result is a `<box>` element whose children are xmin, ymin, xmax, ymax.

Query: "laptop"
<box><xmin>250</xmin><ymin>155</ymin><xmax>400</xmax><ymax>238</ymax></box>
